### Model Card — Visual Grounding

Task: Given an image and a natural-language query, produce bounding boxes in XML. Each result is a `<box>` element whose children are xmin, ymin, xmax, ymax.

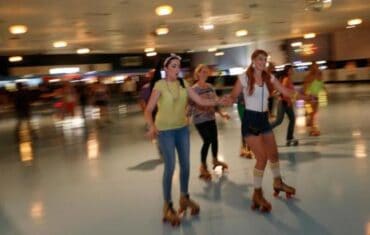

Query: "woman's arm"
<box><xmin>187</xmin><ymin>87</ymin><xmax>218</xmax><ymax>106</ymax></box>
<box><xmin>272</xmin><ymin>76</ymin><xmax>306</xmax><ymax>100</ymax></box>
<box><xmin>144</xmin><ymin>89</ymin><xmax>160</xmax><ymax>138</ymax></box>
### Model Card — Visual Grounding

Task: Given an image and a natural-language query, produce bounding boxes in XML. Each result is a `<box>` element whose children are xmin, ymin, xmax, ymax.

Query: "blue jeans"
<box><xmin>157</xmin><ymin>126</ymin><xmax>190</xmax><ymax>203</ymax></box>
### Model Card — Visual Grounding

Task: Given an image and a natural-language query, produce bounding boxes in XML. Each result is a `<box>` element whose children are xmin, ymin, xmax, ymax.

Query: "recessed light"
<box><xmin>235</xmin><ymin>30</ymin><xmax>248</xmax><ymax>37</ymax></box>
<box><xmin>76</xmin><ymin>48</ymin><xmax>90</xmax><ymax>54</ymax></box>
<box><xmin>155</xmin><ymin>5</ymin><xmax>173</xmax><ymax>16</ymax></box>
<box><xmin>156</xmin><ymin>26</ymin><xmax>169</xmax><ymax>35</ymax></box>
<box><xmin>53</xmin><ymin>41</ymin><xmax>68</xmax><ymax>48</ymax></box>
<box><xmin>146</xmin><ymin>52</ymin><xmax>157</xmax><ymax>57</ymax></box>
<box><xmin>208</xmin><ymin>48</ymin><xmax>217</xmax><ymax>52</ymax></box>
<box><xmin>9</xmin><ymin>25</ymin><xmax>28</xmax><ymax>34</ymax></box>
<box><xmin>144</xmin><ymin>48</ymin><xmax>155</xmax><ymax>53</ymax></box>
<box><xmin>347</xmin><ymin>18</ymin><xmax>362</xmax><ymax>26</ymax></box>
<box><xmin>304</xmin><ymin>33</ymin><xmax>316</xmax><ymax>39</ymax></box>
<box><xmin>200</xmin><ymin>24</ymin><xmax>214</xmax><ymax>31</ymax></box>
<box><xmin>8</xmin><ymin>56</ymin><xmax>23</xmax><ymax>62</ymax></box>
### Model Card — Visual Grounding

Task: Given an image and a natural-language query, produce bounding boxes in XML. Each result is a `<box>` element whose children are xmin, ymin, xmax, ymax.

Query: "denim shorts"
<box><xmin>241</xmin><ymin>109</ymin><xmax>272</xmax><ymax>137</ymax></box>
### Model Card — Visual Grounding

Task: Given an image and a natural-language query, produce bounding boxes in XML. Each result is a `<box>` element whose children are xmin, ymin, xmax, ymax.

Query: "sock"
<box><xmin>253</xmin><ymin>168</ymin><xmax>264</xmax><ymax>188</ymax></box>
<box><xmin>270</xmin><ymin>161</ymin><xmax>281</xmax><ymax>178</ymax></box>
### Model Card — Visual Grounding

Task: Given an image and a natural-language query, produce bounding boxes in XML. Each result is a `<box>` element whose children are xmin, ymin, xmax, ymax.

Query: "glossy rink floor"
<box><xmin>0</xmin><ymin>84</ymin><xmax>369</xmax><ymax>235</ymax></box>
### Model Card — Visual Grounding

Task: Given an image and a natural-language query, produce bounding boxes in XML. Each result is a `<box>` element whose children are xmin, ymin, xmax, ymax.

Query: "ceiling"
<box><xmin>0</xmin><ymin>0</ymin><xmax>369</xmax><ymax>55</ymax></box>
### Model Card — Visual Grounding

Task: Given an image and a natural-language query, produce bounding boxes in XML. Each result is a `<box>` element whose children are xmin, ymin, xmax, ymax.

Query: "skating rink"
<box><xmin>0</xmin><ymin>83</ymin><xmax>369</xmax><ymax>235</ymax></box>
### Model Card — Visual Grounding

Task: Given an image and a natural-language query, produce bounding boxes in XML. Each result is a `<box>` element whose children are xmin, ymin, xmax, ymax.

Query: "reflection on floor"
<box><xmin>0</xmin><ymin>84</ymin><xmax>369</xmax><ymax>235</ymax></box>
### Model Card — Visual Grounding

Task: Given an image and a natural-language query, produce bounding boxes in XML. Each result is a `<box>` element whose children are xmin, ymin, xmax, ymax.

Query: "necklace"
<box><xmin>165</xmin><ymin>80</ymin><xmax>179</xmax><ymax>101</ymax></box>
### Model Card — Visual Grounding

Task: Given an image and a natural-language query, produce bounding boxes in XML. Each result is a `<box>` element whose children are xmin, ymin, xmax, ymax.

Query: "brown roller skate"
<box><xmin>212</xmin><ymin>158</ymin><xmax>228</xmax><ymax>171</ymax></box>
<box><xmin>273</xmin><ymin>177</ymin><xmax>296</xmax><ymax>199</ymax></box>
<box><xmin>251</xmin><ymin>188</ymin><xmax>272</xmax><ymax>213</ymax></box>
<box><xmin>178</xmin><ymin>194</ymin><xmax>200</xmax><ymax>216</ymax></box>
<box><xmin>162</xmin><ymin>202</ymin><xmax>180</xmax><ymax>226</ymax></box>
<box><xmin>199</xmin><ymin>164</ymin><xmax>212</xmax><ymax>181</ymax></box>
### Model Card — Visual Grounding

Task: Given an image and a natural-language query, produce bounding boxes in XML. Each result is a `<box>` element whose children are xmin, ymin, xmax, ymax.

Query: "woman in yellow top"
<box><xmin>144</xmin><ymin>54</ymin><xmax>221</xmax><ymax>226</ymax></box>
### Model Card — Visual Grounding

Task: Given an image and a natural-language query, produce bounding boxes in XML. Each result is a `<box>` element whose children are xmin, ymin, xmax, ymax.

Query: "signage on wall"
<box><xmin>294</xmin><ymin>43</ymin><xmax>318</xmax><ymax>56</ymax></box>
<box><xmin>120</xmin><ymin>56</ymin><xmax>143</xmax><ymax>67</ymax></box>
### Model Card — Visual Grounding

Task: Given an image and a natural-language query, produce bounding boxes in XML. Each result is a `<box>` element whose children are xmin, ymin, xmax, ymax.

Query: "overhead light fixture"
<box><xmin>155</xmin><ymin>5</ymin><xmax>173</xmax><ymax>16</ymax></box>
<box><xmin>235</xmin><ymin>30</ymin><xmax>248</xmax><ymax>37</ymax></box>
<box><xmin>304</xmin><ymin>33</ymin><xmax>316</xmax><ymax>39</ymax></box>
<box><xmin>156</xmin><ymin>26</ymin><xmax>169</xmax><ymax>35</ymax></box>
<box><xmin>291</xmin><ymin>42</ymin><xmax>303</xmax><ymax>47</ymax></box>
<box><xmin>146</xmin><ymin>52</ymin><xmax>157</xmax><ymax>57</ymax></box>
<box><xmin>53</xmin><ymin>41</ymin><xmax>68</xmax><ymax>48</ymax></box>
<box><xmin>200</xmin><ymin>24</ymin><xmax>214</xmax><ymax>31</ymax></box>
<box><xmin>208</xmin><ymin>48</ymin><xmax>217</xmax><ymax>52</ymax></box>
<box><xmin>9</xmin><ymin>56</ymin><xmax>23</xmax><ymax>62</ymax></box>
<box><xmin>215</xmin><ymin>52</ymin><xmax>224</xmax><ymax>56</ymax></box>
<box><xmin>144</xmin><ymin>48</ymin><xmax>155</xmax><ymax>53</ymax></box>
<box><xmin>9</xmin><ymin>25</ymin><xmax>28</xmax><ymax>34</ymax></box>
<box><xmin>347</xmin><ymin>18</ymin><xmax>362</xmax><ymax>26</ymax></box>
<box><xmin>76</xmin><ymin>48</ymin><xmax>90</xmax><ymax>54</ymax></box>
<box><xmin>346</xmin><ymin>25</ymin><xmax>356</xmax><ymax>29</ymax></box>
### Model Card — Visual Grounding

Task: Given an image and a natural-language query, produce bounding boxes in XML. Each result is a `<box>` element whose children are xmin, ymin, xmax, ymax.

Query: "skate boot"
<box><xmin>212</xmin><ymin>158</ymin><xmax>228</xmax><ymax>171</ymax></box>
<box><xmin>178</xmin><ymin>194</ymin><xmax>200</xmax><ymax>216</ymax></box>
<box><xmin>162</xmin><ymin>202</ymin><xmax>180</xmax><ymax>226</ymax></box>
<box><xmin>273</xmin><ymin>177</ymin><xmax>296</xmax><ymax>199</ymax></box>
<box><xmin>286</xmin><ymin>139</ymin><xmax>299</xmax><ymax>146</ymax></box>
<box><xmin>240</xmin><ymin>147</ymin><xmax>253</xmax><ymax>159</ymax></box>
<box><xmin>199</xmin><ymin>164</ymin><xmax>212</xmax><ymax>181</ymax></box>
<box><xmin>251</xmin><ymin>188</ymin><xmax>272</xmax><ymax>213</ymax></box>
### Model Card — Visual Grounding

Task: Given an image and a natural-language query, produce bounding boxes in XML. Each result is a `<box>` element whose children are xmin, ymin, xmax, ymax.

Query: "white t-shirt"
<box><xmin>239</xmin><ymin>73</ymin><xmax>275</xmax><ymax>112</ymax></box>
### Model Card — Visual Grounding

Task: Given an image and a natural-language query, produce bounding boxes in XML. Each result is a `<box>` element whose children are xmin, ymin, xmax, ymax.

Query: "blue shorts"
<box><xmin>241</xmin><ymin>109</ymin><xmax>272</xmax><ymax>137</ymax></box>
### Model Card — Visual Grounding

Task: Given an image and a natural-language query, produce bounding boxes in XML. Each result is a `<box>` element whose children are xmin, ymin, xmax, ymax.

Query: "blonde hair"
<box><xmin>194</xmin><ymin>64</ymin><xmax>208</xmax><ymax>81</ymax></box>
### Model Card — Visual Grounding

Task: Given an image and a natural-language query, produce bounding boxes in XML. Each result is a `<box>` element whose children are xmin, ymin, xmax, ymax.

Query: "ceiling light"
<box><xmin>347</xmin><ymin>18</ymin><xmax>362</xmax><ymax>26</ymax></box>
<box><xmin>304</xmin><ymin>33</ymin><xmax>316</xmax><ymax>39</ymax></box>
<box><xmin>9</xmin><ymin>25</ymin><xmax>28</xmax><ymax>34</ymax></box>
<box><xmin>346</xmin><ymin>25</ymin><xmax>355</xmax><ymax>29</ymax></box>
<box><xmin>208</xmin><ymin>48</ymin><xmax>217</xmax><ymax>52</ymax></box>
<box><xmin>8</xmin><ymin>56</ymin><xmax>23</xmax><ymax>62</ymax></box>
<box><xmin>215</xmin><ymin>52</ymin><xmax>224</xmax><ymax>56</ymax></box>
<box><xmin>53</xmin><ymin>41</ymin><xmax>67</xmax><ymax>48</ymax></box>
<box><xmin>235</xmin><ymin>30</ymin><xmax>248</xmax><ymax>37</ymax></box>
<box><xmin>291</xmin><ymin>42</ymin><xmax>303</xmax><ymax>47</ymax></box>
<box><xmin>144</xmin><ymin>48</ymin><xmax>155</xmax><ymax>53</ymax></box>
<box><xmin>146</xmin><ymin>52</ymin><xmax>157</xmax><ymax>57</ymax></box>
<box><xmin>76</xmin><ymin>48</ymin><xmax>90</xmax><ymax>54</ymax></box>
<box><xmin>156</xmin><ymin>26</ymin><xmax>169</xmax><ymax>35</ymax></box>
<box><xmin>200</xmin><ymin>24</ymin><xmax>214</xmax><ymax>31</ymax></box>
<box><xmin>155</xmin><ymin>5</ymin><xmax>173</xmax><ymax>16</ymax></box>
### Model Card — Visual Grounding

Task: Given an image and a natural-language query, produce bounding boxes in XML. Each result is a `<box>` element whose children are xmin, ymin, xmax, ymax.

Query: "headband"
<box><xmin>163</xmin><ymin>53</ymin><xmax>182</xmax><ymax>67</ymax></box>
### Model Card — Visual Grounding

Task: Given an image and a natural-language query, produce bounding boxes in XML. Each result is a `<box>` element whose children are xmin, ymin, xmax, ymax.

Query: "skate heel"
<box><xmin>179</xmin><ymin>194</ymin><xmax>200</xmax><ymax>216</ymax></box>
<box><xmin>252</xmin><ymin>189</ymin><xmax>272</xmax><ymax>213</ymax></box>
<box><xmin>273</xmin><ymin>178</ymin><xmax>296</xmax><ymax>199</ymax></box>
<box><xmin>199</xmin><ymin>164</ymin><xmax>212</xmax><ymax>181</ymax></box>
<box><xmin>163</xmin><ymin>202</ymin><xmax>180</xmax><ymax>226</ymax></box>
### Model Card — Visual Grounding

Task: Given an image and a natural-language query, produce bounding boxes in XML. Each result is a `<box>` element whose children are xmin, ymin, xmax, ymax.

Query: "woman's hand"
<box><xmin>218</xmin><ymin>95</ymin><xmax>234</xmax><ymax>106</ymax></box>
<box><xmin>146</xmin><ymin>125</ymin><xmax>159</xmax><ymax>139</ymax></box>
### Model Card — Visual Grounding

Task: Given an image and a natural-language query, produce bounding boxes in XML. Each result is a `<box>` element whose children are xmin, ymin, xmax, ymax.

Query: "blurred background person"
<box><xmin>92</xmin><ymin>78</ymin><xmax>110</xmax><ymax>124</ymax></box>
<box><xmin>303</xmin><ymin>62</ymin><xmax>326</xmax><ymax>136</ymax></box>
<box><xmin>270</xmin><ymin>65</ymin><xmax>299</xmax><ymax>146</ymax></box>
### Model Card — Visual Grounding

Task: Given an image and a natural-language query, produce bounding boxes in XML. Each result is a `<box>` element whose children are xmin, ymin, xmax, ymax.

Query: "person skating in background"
<box><xmin>270</xmin><ymin>65</ymin><xmax>299</xmax><ymax>146</ymax></box>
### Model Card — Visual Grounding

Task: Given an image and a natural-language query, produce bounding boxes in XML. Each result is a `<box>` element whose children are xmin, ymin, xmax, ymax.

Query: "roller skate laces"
<box><xmin>199</xmin><ymin>164</ymin><xmax>212</xmax><ymax>181</ymax></box>
<box><xmin>178</xmin><ymin>194</ymin><xmax>200</xmax><ymax>216</ymax></box>
<box><xmin>251</xmin><ymin>188</ymin><xmax>272</xmax><ymax>213</ymax></box>
<box><xmin>162</xmin><ymin>202</ymin><xmax>180</xmax><ymax>226</ymax></box>
<box><xmin>273</xmin><ymin>178</ymin><xmax>296</xmax><ymax>199</ymax></box>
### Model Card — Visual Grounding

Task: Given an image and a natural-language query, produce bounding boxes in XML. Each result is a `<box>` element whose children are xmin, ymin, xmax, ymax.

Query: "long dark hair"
<box><xmin>245</xmin><ymin>49</ymin><xmax>274</xmax><ymax>95</ymax></box>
